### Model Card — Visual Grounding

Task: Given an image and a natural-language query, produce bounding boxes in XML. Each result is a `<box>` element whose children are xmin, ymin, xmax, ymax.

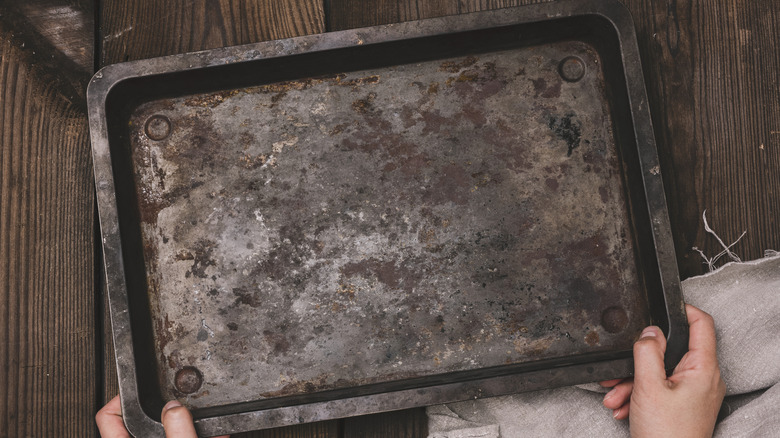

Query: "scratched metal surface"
<box><xmin>128</xmin><ymin>40</ymin><xmax>648</xmax><ymax>409</ymax></box>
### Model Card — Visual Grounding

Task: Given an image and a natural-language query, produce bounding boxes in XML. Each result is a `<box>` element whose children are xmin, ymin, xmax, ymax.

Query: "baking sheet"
<box><xmin>130</xmin><ymin>41</ymin><xmax>646</xmax><ymax>408</ymax></box>
<box><xmin>88</xmin><ymin>1</ymin><xmax>687</xmax><ymax>434</ymax></box>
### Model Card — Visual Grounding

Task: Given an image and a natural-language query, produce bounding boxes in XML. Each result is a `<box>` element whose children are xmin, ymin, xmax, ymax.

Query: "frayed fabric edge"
<box><xmin>689</xmin><ymin>251</ymin><xmax>780</xmax><ymax>280</ymax></box>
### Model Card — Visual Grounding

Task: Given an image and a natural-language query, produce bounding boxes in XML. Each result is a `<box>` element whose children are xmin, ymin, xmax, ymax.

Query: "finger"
<box><xmin>599</xmin><ymin>378</ymin><xmax>624</xmax><ymax>388</ymax></box>
<box><xmin>612</xmin><ymin>402</ymin><xmax>630</xmax><ymax>420</ymax></box>
<box><xmin>685</xmin><ymin>304</ymin><xmax>718</xmax><ymax>358</ymax></box>
<box><xmin>632</xmin><ymin>326</ymin><xmax>668</xmax><ymax>386</ymax></box>
<box><xmin>161</xmin><ymin>401</ymin><xmax>198</xmax><ymax>438</ymax></box>
<box><xmin>602</xmin><ymin>379</ymin><xmax>634</xmax><ymax>410</ymax></box>
<box><xmin>96</xmin><ymin>395</ymin><xmax>131</xmax><ymax>438</ymax></box>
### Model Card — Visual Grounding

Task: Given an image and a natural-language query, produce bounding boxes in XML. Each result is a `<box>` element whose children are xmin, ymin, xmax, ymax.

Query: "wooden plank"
<box><xmin>686</xmin><ymin>0</ymin><xmax>780</xmax><ymax>270</ymax></box>
<box><xmin>326</xmin><ymin>0</ymin><xmax>549</xmax><ymax>30</ymax></box>
<box><xmin>100</xmin><ymin>0</ymin><xmax>326</xmax><ymax>64</ymax></box>
<box><xmin>14</xmin><ymin>0</ymin><xmax>94</xmax><ymax>72</ymax></box>
<box><xmin>343</xmin><ymin>409</ymin><xmax>428</xmax><ymax>438</ymax></box>
<box><xmin>239</xmin><ymin>421</ymin><xmax>341</xmax><ymax>438</ymax></box>
<box><xmin>98</xmin><ymin>1</ymin><xmax>332</xmax><ymax>436</ymax></box>
<box><xmin>0</xmin><ymin>14</ymin><xmax>96</xmax><ymax>438</ymax></box>
<box><xmin>619</xmin><ymin>0</ymin><xmax>780</xmax><ymax>277</ymax></box>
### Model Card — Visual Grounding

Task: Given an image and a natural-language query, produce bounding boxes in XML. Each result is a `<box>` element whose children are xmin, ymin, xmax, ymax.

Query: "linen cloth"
<box><xmin>428</xmin><ymin>254</ymin><xmax>780</xmax><ymax>437</ymax></box>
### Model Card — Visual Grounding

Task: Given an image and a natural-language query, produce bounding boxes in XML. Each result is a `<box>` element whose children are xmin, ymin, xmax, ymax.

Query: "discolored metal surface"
<box><xmin>130</xmin><ymin>40</ymin><xmax>647</xmax><ymax>408</ymax></box>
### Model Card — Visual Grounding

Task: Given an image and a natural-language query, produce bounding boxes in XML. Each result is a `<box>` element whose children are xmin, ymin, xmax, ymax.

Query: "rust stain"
<box><xmin>439</xmin><ymin>56</ymin><xmax>478</xmax><ymax>73</ymax></box>
<box><xmin>351</xmin><ymin>92</ymin><xmax>376</xmax><ymax>113</ymax></box>
<box><xmin>252</xmin><ymin>74</ymin><xmax>380</xmax><ymax>99</ymax></box>
<box><xmin>513</xmin><ymin>336</ymin><xmax>555</xmax><ymax>356</ymax></box>
<box><xmin>184</xmin><ymin>90</ymin><xmax>240</xmax><ymax>108</ymax></box>
<box><xmin>584</xmin><ymin>330</ymin><xmax>600</xmax><ymax>346</ymax></box>
<box><xmin>329</xmin><ymin>123</ymin><xmax>348</xmax><ymax>136</ymax></box>
<box><xmin>337</xmin><ymin>283</ymin><xmax>357</xmax><ymax>300</ymax></box>
<box><xmin>445</xmin><ymin>71</ymin><xmax>479</xmax><ymax>87</ymax></box>
<box><xmin>255</xmin><ymin>77</ymin><xmax>328</xmax><ymax>94</ymax></box>
<box><xmin>336</xmin><ymin>74</ymin><xmax>380</xmax><ymax>88</ymax></box>
<box><xmin>174</xmin><ymin>250</ymin><xmax>195</xmax><ymax>261</ymax></box>
<box><xmin>239</xmin><ymin>153</ymin><xmax>267</xmax><ymax>169</ymax></box>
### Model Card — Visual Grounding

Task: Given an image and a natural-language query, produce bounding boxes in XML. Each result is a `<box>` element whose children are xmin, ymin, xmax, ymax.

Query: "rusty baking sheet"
<box><xmin>88</xmin><ymin>1</ymin><xmax>687</xmax><ymax>436</ymax></box>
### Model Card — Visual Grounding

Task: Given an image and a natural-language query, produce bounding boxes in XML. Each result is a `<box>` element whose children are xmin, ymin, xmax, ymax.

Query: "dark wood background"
<box><xmin>1</xmin><ymin>0</ymin><xmax>777</xmax><ymax>436</ymax></box>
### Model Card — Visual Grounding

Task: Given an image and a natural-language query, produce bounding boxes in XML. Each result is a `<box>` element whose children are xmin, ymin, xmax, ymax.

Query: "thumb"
<box><xmin>161</xmin><ymin>401</ymin><xmax>198</xmax><ymax>438</ymax></box>
<box><xmin>632</xmin><ymin>326</ymin><xmax>668</xmax><ymax>386</ymax></box>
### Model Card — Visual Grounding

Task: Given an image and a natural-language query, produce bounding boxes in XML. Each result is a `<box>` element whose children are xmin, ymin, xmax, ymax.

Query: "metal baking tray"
<box><xmin>88</xmin><ymin>0</ymin><xmax>687</xmax><ymax>435</ymax></box>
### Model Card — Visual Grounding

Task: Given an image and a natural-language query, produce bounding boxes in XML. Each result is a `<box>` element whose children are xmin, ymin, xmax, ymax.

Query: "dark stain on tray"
<box><xmin>547</xmin><ymin>112</ymin><xmax>582</xmax><ymax>156</ymax></box>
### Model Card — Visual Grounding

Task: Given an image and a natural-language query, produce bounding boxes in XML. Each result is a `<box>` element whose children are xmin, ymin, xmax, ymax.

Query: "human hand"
<box><xmin>96</xmin><ymin>395</ymin><xmax>230</xmax><ymax>438</ymax></box>
<box><xmin>600</xmin><ymin>304</ymin><xmax>725</xmax><ymax>437</ymax></box>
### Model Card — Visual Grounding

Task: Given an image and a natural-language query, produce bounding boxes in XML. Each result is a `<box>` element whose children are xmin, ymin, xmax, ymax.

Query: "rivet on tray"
<box><xmin>174</xmin><ymin>366</ymin><xmax>203</xmax><ymax>394</ymax></box>
<box><xmin>600</xmin><ymin>306</ymin><xmax>629</xmax><ymax>333</ymax></box>
<box><xmin>558</xmin><ymin>56</ymin><xmax>586</xmax><ymax>82</ymax></box>
<box><xmin>144</xmin><ymin>114</ymin><xmax>172</xmax><ymax>141</ymax></box>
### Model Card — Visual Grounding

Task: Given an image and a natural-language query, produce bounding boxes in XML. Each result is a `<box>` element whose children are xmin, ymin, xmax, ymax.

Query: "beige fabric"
<box><xmin>427</xmin><ymin>254</ymin><xmax>780</xmax><ymax>437</ymax></box>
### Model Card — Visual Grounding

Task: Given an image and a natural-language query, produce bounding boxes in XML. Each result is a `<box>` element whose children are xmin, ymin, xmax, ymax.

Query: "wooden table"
<box><xmin>1</xmin><ymin>0</ymin><xmax>778</xmax><ymax>436</ymax></box>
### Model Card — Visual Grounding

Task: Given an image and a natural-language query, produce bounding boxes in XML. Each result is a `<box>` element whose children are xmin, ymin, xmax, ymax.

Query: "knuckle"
<box><xmin>95</xmin><ymin>407</ymin><xmax>107</xmax><ymax>421</ymax></box>
<box><xmin>633</xmin><ymin>338</ymin><xmax>659</xmax><ymax>353</ymax></box>
<box><xmin>165</xmin><ymin>406</ymin><xmax>192</xmax><ymax>421</ymax></box>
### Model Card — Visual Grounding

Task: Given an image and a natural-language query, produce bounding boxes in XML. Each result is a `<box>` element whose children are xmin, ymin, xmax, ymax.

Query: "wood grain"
<box><xmin>0</xmin><ymin>28</ymin><xmax>96</xmax><ymax>438</ymax></box>
<box><xmin>100</xmin><ymin>0</ymin><xmax>326</xmax><ymax>64</ymax></box>
<box><xmin>619</xmin><ymin>0</ymin><xmax>780</xmax><ymax>277</ymax></box>
<box><xmin>327</xmin><ymin>0</ymin><xmax>551</xmax><ymax>30</ymax></box>
<box><xmin>239</xmin><ymin>421</ymin><xmax>341</xmax><ymax>438</ymax></box>
<box><xmin>687</xmin><ymin>0</ymin><xmax>780</xmax><ymax>271</ymax></box>
<box><xmin>343</xmin><ymin>409</ymin><xmax>428</xmax><ymax>438</ymax></box>
<box><xmin>15</xmin><ymin>0</ymin><xmax>94</xmax><ymax>72</ymax></box>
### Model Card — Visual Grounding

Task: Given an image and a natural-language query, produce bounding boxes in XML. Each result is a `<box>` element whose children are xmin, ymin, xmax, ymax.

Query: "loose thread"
<box><xmin>692</xmin><ymin>210</ymin><xmax>747</xmax><ymax>271</ymax></box>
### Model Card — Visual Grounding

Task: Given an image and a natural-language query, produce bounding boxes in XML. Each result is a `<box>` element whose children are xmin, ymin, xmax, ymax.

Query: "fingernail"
<box><xmin>163</xmin><ymin>400</ymin><xmax>182</xmax><ymax>411</ymax></box>
<box><xmin>640</xmin><ymin>327</ymin><xmax>657</xmax><ymax>339</ymax></box>
<box><xmin>603</xmin><ymin>388</ymin><xmax>617</xmax><ymax>401</ymax></box>
<box><xmin>613</xmin><ymin>408</ymin><xmax>621</xmax><ymax>419</ymax></box>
